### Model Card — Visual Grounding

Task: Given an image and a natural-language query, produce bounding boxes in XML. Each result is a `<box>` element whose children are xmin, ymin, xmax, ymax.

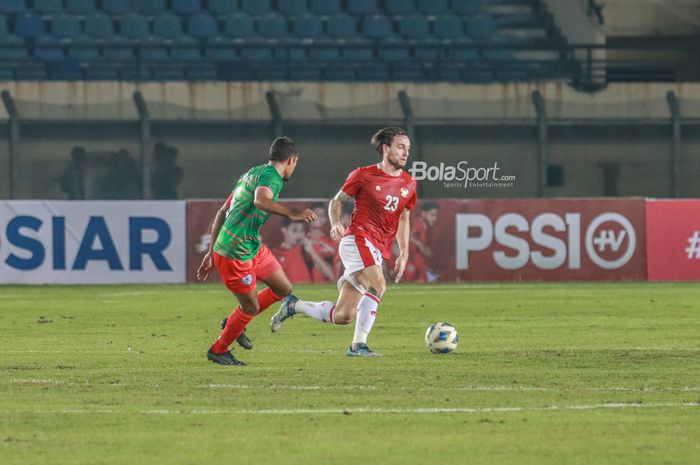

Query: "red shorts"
<box><xmin>213</xmin><ymin>245</ymin><xmax>281</xmax><ymax>294</ymax></box>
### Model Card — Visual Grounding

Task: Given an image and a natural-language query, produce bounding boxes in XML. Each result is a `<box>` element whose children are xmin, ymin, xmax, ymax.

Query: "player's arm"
<box><xmin>329</xmin><ymin>190</ymin><xmax>352</xmax><ymax>242</ymax></box>
<box><xmin>196</xmin><ymin>197</ymin><xmax>230</xmax><ymax>281</ymax></box>
<box><xmin>253</xmin><ymin>187</ymin><xmax>316</xmax><ymax>222</ymax></box>
<box><xmin>393</xmin><ymin>208</ymin><xmax>411</xmax><ymax>283</ymax></box>
<box><xmin>410</xmin><ymin>232</ymin><xmax>432</xmax><ymax>257</ymax></box>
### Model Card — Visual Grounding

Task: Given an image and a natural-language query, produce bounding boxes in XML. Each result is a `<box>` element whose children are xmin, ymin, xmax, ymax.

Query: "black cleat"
<box><xmin>220</xmin><ymin>318</ymin><xmax>253</xmax><ymax>350</ymax></box>
<box><xmin>207</xmin><ymin>348</ymin><xmax>246</xmax><ymax>366</ymax></box>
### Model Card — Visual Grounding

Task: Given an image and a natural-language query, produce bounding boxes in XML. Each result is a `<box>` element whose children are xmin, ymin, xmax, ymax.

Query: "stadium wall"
<box><xmin>2</xmin><ymin>82</ymin><xmax>700</xmax><ymax>200</ymax></box>
<box><xmin>2</xmin><ymin>198</ymin><xmax>698</xmax><ymax>284</ymax></box>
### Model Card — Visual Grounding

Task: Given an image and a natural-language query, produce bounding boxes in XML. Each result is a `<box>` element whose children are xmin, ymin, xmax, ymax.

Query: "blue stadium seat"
<box><xmin>169</xmin><ymin>36</ymin><xmax>201</xmax><ymax>60</ymax></box>
<box><xmin>140</xmin><ymin>37</ymin><xmax>169</xmax><ymax>61</ymax></box>
<box><xmin>342</xmin><ymin>38</ymin><xmax>373</xmax><ymax>60</ymax></box>
<box><xmin>398</xmin><ymin>14</ymin><xmax>429</xmax><ymax>39</ymax></box>
<box><xmin>278</xmin><ymin>0</ymin><xmax>307</xmax><ymax>15</ymax></box>
<box><xmin>392</xmin><ymin>61</ymin><xmax>425</xmax><ymax>81</ymax></box>
<box><xmin>413</xmin><ymin>37</ymin><xmax>440</xmax><ymax>59</ymax></box>
<box><xmin>347</xmin><ymin>0</ymin><xmax>378</xmax><ymax>15</ymax></box>
<box><xmin>68</xmin><ymin>39</ymin><xmax>101</xmax><ymax>60</ymax></box>
<box><xmin>434</xmin><ymin>15</ymin><xmax>464</xmax><ymax>40</ymax></box>
<box><xmin>357</xmin><ymin>63</ymin><xmax>389</xmax><ymax>80</ymax></box>
<box><xmin>223</xmin><ymin>13</ymin><xmax>256</xmax><ymax>39</ymax></box>
<box><xmin>241</xmin><ymin>0</ymin><xmax>271</xmax><ymax>15</ymax></box>
<box><xmin>66</xmin><ymin>0</ymin><xmax>97</xmax><ymax>14</ymax></box>
<box><xmin>362</xmin><ymin>14</ymin><xmax>393</xmax><ymax>39</ymax></box>
<box><xmin>51</xmin><ymin>14</ymin><xmax>82</xmax><ymax>39</ymax></box>
<box><xmin>466</xmin><ymin>14</ymin><xmax>497</xmax><ymax>38</ymax></box>
<box><xmin>257</xmin><ymin>13</ymin><xmax>287</xmax><ymax>39</ymax></box>
<box><xmin>309</xmin><ymin>37</ymin><xmax>341</xmax><ymax>60</ymax></box>
<box><xmin>152</xmin><ymin>67</ymin><xmax>185</xmax><ymax>80</ymax></box>
<box><xmin>85</xmin><ymin>13</ymin><xmax>114</xmax><ymax>38</ymax></box>
<box><xmin>34</xmin><ymin>35</ymin><xmax>64</xmax><ymax>61</ymax></box>
<box><xmin>205</xmin><ymin>35</ymin><xmax>237</xmax><ymax>61</ymax></box>
<box><xmin>292</xmin><ymin>13</ymin><xmax>324</xmax><ymax>38</ymax></box>
<box><xmin>15</xmin><ymin>13</ymin><xmax>45</xmax><ymax>39</ymax></box>
<box><xmin>417</xmin><ymin>0</ymin><xmax>449</xmax><ymax>14</ymax></box>
<box><xmin>0</xmin><ymin>0</ymin><xmax>25</xmax><ymax>14</ymax></box>
<box><xmin>208</xmin><ymin>0</ymin><xmax>237</xmax><ymax>16</ymax></box>
<box><xmin>452</xmin><ymin>0</ymin><xmax>483</xmax><ymax>15</ymax></box>
<box><xmin>172</xmin><ymin>0</ymin><xmax>201</xmax><ymax>15</ymax></box>
<box><xmin>378</xmin><ymin>36</ymin><xmax>409</xmax><ymax>61</ymax></box>
<box><xmin>103</xmin><ymin>39</ymin><xmax>135</xmax><ymax>60</ymax></box>
<box><xmin>240</xmin><ymin>44</ymin><xmax>274</xmax><ymax>61</ymax></box>
<box><xmin>0</xmin><ymin>15</ymin><xmax>27</xmax><ymax>59</ymax></box>
<box><xmin>134</xmin><ymin>0</ymin><xmax>167</xmax><ymax>15</ymax></box>
<box><xmin>385</xmin><ymin>0</ymin><xmax>416</xmax><ymax>15</ymax></box>
<box><xmin>119</xmin><ymin>14</ymin><xmax>150</xmax><ymax>39</ymax></box>
<box><xmin>34</xmin><ymin>0</ymin><xmax>64</xmax><ymax>15</ymax></box>
<box><xmin>186</xmin><ymin>62</ymin><xmax>218</xmax><ymax>80</ymax></box>
<box><xmin>48</xmin><ymin>59</ymin><xmax>82</xmax><ymax>79</ymax></box>
<box><xmin>447</xmin><ymin>41</ymin><xmax>479</xmax><ymax>61</ymax></box>
<box><xmin>311</xmin><ymin>0</ymin><xmax>341</xmax><ymax>15</ymax></box>
<box><xmin>153</xmin><ymin>13</ymin><xmax>183</xmax><ymax>39</ymax></box>
<box><xmin>187</xmin><ymin>12</ymin><xmax>217</xmax><ymax>39</ymax></box>
<box><xmin>327</xmin><ymin>14</ymin><xmax>357</xmax><ymax>39</ymax></box>
<box><xmin>102</xmin><ymin>0</ymin><xmax>131</xmax><ymax>15</ymax></box>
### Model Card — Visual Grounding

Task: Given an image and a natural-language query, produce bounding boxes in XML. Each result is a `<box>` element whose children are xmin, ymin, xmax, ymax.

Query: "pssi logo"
<box><xmin>456</xmin><ymin>212</ymin><xmax>637</xmax><ymax>270</ymax></box>
<box><xmin>2</xmin><ymin>216</ymin><xmax>172</xmax><ymax>271</ymax></box>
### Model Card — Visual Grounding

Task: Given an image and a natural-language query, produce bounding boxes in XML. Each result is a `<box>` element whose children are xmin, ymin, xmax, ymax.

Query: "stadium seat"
<box><xmin>172</xmin><ymin>0</ymin><xmax>202</xmax><ymax>15</ymax></box>
<box><xmin>134</xmin><ymin>0</ymin><xmax>167</xmax><ymax>15</ymax></box>
<box><xmin>447</xmin><ymin>42</ymin><xmax>479</xmax><ymax>61</ymax></box>
<box><xmin>153</xmin><ymin>13</ymin><xmax>183</xmax><ymax>39</ymax></box>
<box><xmin>385</xmin><ymin>0</ymin><xmax>417</xmax><ymax>15</ymax></box>
<box><xmin>47</xmin><ymin>59</ymin><xmax>82</xmax><ymax>79</ymax></box>
<box><xmin>452</xmin><ymin>0</ymin><xmax>483</xmax><ymax>15</ymax></box>
<box><xmin>466</xmin><ymin>14</ymin><xmax>498</xmax><ymax>38</ymax></box>
<box><xmin>15</xmin><ymin>13</ymin><xmax>45</xmax><ymax>39</ymax></box>
<box><xmin>342</xmin><ymin>38</ymin><xmax>373</xmax><ymax>60</ymax></box>
<box><xmin>103</xmin><ymin>40</ymin><xmax>135</xmax><ymax>60</ymax></box>
<box><xmin>170</xmin><ymin>36</ymin><xmax>201</xmax><ymax>61</ymax></box>
<box><xmin>241</xmin><ymin>0</ymin><xmax>271</xmax><ymax>16</ymax></box>
<box><xmin>362</xmin><ymin>14</ymin><xmax>394</xmax><ymax>39</ymax></box>
<box><xmin>85</xmin><ymin>13</ymin><xmax>115</xmax><ymax>38</ymax></box>
<box><xmin>347</xmin><ymin>0</ymin><xmax>378</xmax><ymax>15</ymax></box>
<box><xmin>327</xmin><ymin>14</ymin><xmax>357</xmax><ymax>39</ymax></box>
<box><xmin>417</xmin><ymin>0</ymin><xmax>449</xmax><ymax>15</ymax></box>
<box><xmin>140</xmin><ymin>39</ymin><xmax>170</xmax><ymax>61</ymax></box>
<box><xmin>207</xmin><ymin>0</ymin><xmax>237</xmax><ymax>16</ymax></box>
<box><xmin>398</xmin><ymin>14</ymin><xmax>430</xmax><ymax>39</ymax></box>
<box><xmin>392</xmin><ymin>61</ymin><xmax>426</xmax><ymax>81</ymax></box>
<box><xmin>187</xmin><ymin>13</ymin><xmax>218</xmax><ymax>39</ymax></box>
<box><xmin>186</xmin><ymin>62</ymin><xmax>218</xmax><ymax>80</ymax></box>
<box><xmin>0</xmin><ymin>16</ymin><xmax>27</xmax><ymax>59</ymax></box>
<box><xmin>311</xmin><ymin>0</ymin><xmax>341</xmax><ymax>15</ymax></box>
<box><xmin>34</xmin><ymin>0</ymin><xmax>64</xmax><ymax>15</ymax></box>
<box><xmin>223</xmin><ymin>13</ymin><xmax>256</xmax><ymax>39</ymax></box>
<box><xmin>51</xmin><ymin>14</ymin><xmax>82</xmax><ymax>39</ymax></box>
<box><xmin>119</xmin><ymin>14</ymin><xmax>150</xmax><ymax>39</ymax></box>
<box><xmin>68</xmin><ymin>39</ymin><xmax>101</xmax><ymax>60</ymax></box>
<box><xmin>102</xmin><ymin>0</ymin><xmax>131</xmax><ymax>15</ymax></box>
<box><xmin>278</xmin><ymin>0</ymin><xmax>308</xmax><ymax>15</ymax></box>
<box><xmin>434</xmin><ymin>15</ymin><xmax>465</xmax><ymax>40</ymax></box>
<box><xmin>34</xmin><ymin>35</ymin><xmax>65</xmax><ymax>61</ymax></box>
<box><xmin>292</xmin><ymin>14</ymin><xmax>324</xmax><ymax>38</ymax></box>
<box><xmin>257</xmin><ymin>13</ymin><xmax>288</xmax><ymax>39</ymax></box>
<box><xmin>378</xmin><ymin>36</ymin><xmax>409</xmax><ymax>61</ymax></box>
<box><xmin>16</xmin><ymin>63</ymin><xmax>48</xmax><ymax>79</ymax></box>
<box><xmin>66</xmin><ymin>0</ymin><xmax>97</xmax><ymax>14</ymax></box>
<box><xmin>357</xmin><ymin>63</ymin><xmax>389</xmax><ymax>80</ymax></box>
<box><xmin>0</xmin><ymin>0</ymin><xmax>25</xmax><ymax>14</ymax></box>
<box><xmin>204</xmin><ymin>35</ymin><xmax>237</xmax><ymax>61</ymax></box>
<box><xmin>309</xmin><ymin>37</ymin><xmax>341</xmax><ymax>60</ymax></box>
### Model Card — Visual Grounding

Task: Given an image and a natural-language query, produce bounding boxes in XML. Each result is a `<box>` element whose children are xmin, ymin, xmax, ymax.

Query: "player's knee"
<box><xmin>241</xmin><ymin>301</ymin><xmax>259</xmax><ymax>316</ymax></box>
<box><xmin>333</xmin><ymin>312</ymin><xmax>354</xmax><ymax>325</ymax></box>
<box><xmin>367</xmin><ymin>283</ymin><xmax>386</xmax><ymax>299</ymax></box>
<box><xmin>276</xmin><ymin>283</ymin><xmax>293</xmax><ymax>297</ymax></box>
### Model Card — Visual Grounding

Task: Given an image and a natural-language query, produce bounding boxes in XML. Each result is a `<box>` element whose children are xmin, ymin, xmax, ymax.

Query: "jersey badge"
<box><xmin>242</xmin><ymin>274</ymin><xmax>253</xmax><ymax>286</ymax></box>
<box><xmin>400</xmin><ymin>187</ymin><xmax>409</xmax><ymax>198</ymax></box>
<box><xmin>375</xmin><ymin>185</ymin><xmax>381</xmax><ymax>191</ymax></box>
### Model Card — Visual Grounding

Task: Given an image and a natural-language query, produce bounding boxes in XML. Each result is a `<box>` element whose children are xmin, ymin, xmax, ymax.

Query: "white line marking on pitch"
<box><xmin>13</xmin><ymin>402</ymin><xmax>700</xmax><ymax>416</ymax></box>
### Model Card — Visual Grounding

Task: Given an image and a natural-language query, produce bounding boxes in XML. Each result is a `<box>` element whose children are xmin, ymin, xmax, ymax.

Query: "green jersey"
<box><xmin>213</xmin><ymin>164</ymin><xmax>284</xmax><ymax>261</ymax></box>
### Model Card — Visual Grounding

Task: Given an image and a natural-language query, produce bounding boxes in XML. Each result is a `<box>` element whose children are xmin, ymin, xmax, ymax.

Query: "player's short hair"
<box><xmin>370</xmin><ymin>127</ymin><xmax>408</xmax><ymax>155</ymax></box>
<box><xmin>269</xmin><ymin>136</ymin><xmax>298</xmax><ymax>162</ymax></box>
<box><xmin>422</xmin><ymin>201</ymin><xmax>439</xmax><ymax>212</ymax></box>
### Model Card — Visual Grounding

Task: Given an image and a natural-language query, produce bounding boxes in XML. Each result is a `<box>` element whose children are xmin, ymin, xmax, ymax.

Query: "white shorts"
<box><xmin>337</xmin><ymin>235</ymin><xmax>383</xmax><ymax>294</ymax></box>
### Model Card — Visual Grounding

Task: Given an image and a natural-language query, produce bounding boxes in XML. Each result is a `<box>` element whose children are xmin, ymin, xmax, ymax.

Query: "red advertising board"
<box><xmin>646</xmin><ymin>199</ymin><xmax>700</xmax><ymax>281</ymax></box>
<box><xmin>186</xmin><ymin>198</ymin><xmax>647</xmax><ymax>283</ymax></box>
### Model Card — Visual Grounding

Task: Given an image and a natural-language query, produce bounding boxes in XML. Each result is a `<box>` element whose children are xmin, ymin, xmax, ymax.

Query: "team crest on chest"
<box><xmin>400</xmin><ymin>187</ymin><xmax>409</xmax><ymax>198</ymax></box>
<box><xmin>375</xmin><ymin>185</ymin><xmax>381</xmax><ymax>191</ymax></box>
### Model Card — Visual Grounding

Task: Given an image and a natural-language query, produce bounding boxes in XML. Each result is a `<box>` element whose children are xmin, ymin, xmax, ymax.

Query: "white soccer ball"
<box><xmin>425</xmin><ymin>322</ymin><xmax>459</xmax><ymax>354</ymax></box>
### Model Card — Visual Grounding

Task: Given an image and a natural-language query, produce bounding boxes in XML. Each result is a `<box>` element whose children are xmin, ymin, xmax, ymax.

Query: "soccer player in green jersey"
<box><xmin>196</xmin><ymin>137</ymin><xmax>316</xmax><ymax>366</ymax></box>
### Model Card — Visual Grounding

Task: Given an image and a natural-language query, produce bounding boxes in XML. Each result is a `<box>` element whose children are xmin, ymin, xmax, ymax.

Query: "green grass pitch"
<box><xmin>1</xmin><ymin>282</ymin><xmax>699</xmax><ymax>465</ymax></box>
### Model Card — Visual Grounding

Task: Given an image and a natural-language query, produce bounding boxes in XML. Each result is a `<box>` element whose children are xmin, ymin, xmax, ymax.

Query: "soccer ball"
<box><xmin>424</xmin><ymin>322</ymin><xmax>459</xmax><ymax>354</ymax></box>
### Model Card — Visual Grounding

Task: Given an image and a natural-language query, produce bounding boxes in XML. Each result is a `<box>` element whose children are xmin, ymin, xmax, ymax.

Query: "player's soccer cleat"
<box><xmin>207</xmin><ymin>348</ymin><xmax>246</xmax><ymax>366</ymax></box>
<box><xmin>346</xmin><ymin>343</ymin><xmax>382</xmax><ymax>357</ymax></box>
<box><xmin>270</xmin><ymin>294</ymin><xmax>298</xmax><ymax>333</ymax></box>
<box><xmin>221</xmin><ymin>318</ymin><xmax>253</xmax><ymax>350</ymax></box>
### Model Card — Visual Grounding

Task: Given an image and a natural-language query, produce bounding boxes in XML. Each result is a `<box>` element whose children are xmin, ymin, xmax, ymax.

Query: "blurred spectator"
<box><xmin>409</xmin><ymin>201</ymin><xmax>440</xmax><ymax>282</ymax></box>
<box><xmin>333</xmin><ymin>201</ymin><xmax>355</xmax><ymax>277</ymax></box>
<box><xmin>100</xmin><ymin>149</ymin><xmax>141</xmax><ymax>199</ymax></box>
<box><xmin>151</xmin><ymin>143</ymin><xmax>184</xmax><ymax>199</ymax></box>
<box><xmin>57</xmin><ymin>146</ymin><xmax>87</xmax><ymax>200</ymax></box>
<box><xmin>272</xmin><ymin>218</ymin><xmax>334</xmax><ymax>283</ymax></box>
<box><xmin>308</xmin><ymin>201</ymin><xmax>337</xmax><ymax>267</ymax></box>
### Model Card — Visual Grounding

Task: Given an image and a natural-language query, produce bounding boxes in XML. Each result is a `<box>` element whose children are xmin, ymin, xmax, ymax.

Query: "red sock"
<box><xmin>256</xmin><ymin>288</ymin><xmax>284</xmax><ymax>315</ymax></box>
<box><xmin>211</xmin><ymin>289</ymin><xmax>285</xmax><ymax>353</ymax></box>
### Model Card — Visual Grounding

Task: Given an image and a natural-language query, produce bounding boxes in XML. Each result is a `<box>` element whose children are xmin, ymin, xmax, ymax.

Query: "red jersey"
<box><xmin>341</xmin><ymin>164</ymin><xmax>417</xmax><ymax>259</ymax></box>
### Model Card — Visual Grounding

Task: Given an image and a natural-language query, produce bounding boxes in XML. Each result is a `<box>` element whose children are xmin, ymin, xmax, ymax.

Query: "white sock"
<box><xmin>352</xmin><ymin>293</ymin><xmax>380</xmax><ymax>345</ymax></box>
<box><xmin>294</xmin><ymin>300</ymin><xmax>335</xmax><ymax>323</ymax></box>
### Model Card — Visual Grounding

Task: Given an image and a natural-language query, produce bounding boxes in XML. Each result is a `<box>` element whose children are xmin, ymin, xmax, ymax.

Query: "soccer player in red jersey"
<box><xmin>270</xmin><ymin>127</ymin><xmax>417</xmax><ymax>356</ymax></box>
<box><xmin>196</xmin><ymin>137</ymin><xmax>316</xmax><ymax>366</ymax></box>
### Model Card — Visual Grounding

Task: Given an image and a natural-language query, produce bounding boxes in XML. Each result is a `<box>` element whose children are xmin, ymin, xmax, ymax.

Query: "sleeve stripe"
<box><xmin>257</xmin><ymin>185</ymin><xmax>274</xmax><ymax>194</ymax></box>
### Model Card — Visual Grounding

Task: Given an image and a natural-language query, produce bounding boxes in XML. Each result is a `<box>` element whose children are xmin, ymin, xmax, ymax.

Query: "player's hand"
<box><xmin>330</xmin><ymin>222</ymin><xmax>345</xmax><ymax>242</ymax></box>
<box><xmin>291</xmin><ymin>209</ymin><xmax>317</xmax><ymax>223</ymax></box>
<box><xmin>196</xmin><ymin>252</ymin><xmax>213</xmax><ymax>281</ymax></box>
<box><xmin>394</xmin><ymin>252</ymin><xmax>408</xmax><ymax>283</ymax></box>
